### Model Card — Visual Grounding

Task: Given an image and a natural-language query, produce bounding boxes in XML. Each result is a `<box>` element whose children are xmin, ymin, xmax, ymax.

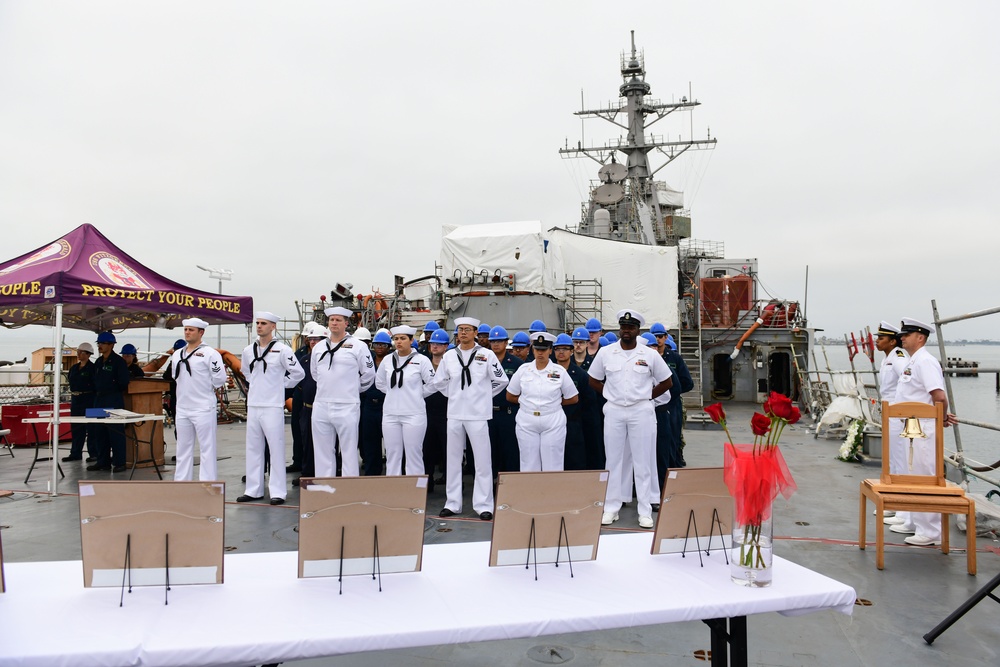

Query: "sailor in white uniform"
<box><xmin>874</xmin><ymin>320</ymin><xmax>911</xmax><ymax>525</ymax></box>
<box><xmin>889</xmin><ymin>317</ymin><xmax>957</xmax><ymax>546</ymax></box>
<box><xmin>171</xmin><ymin>317</ymin><xmax>227</xmax><ymax>482</ymax></box>
<box><xmin>311</xmin><ymin>306</ymin><xmax>376</xmax><ymax>478</ymax></box>
<box><xmin>375</xmin><ymin>325</ymin><xmax>436</xmax><ymax>475</ymax></box>
<box><xmin>588</xmin><ymin>310</ymin><xmax>672</xmax><ymax>529</ymax></box>
<box><xmin>506</xmin><ymin>332</ymin><xmax>579</xmax><ymax>471</ymax></box>
<box><xmin>432</xmin><ymin>316</ymin><xmax>509</xmax><ymax>520</ymax></box>
<box><xmin>239</xmin><ymin>311</ymin><xmax>304</xmax><ymax>505</ymax></box>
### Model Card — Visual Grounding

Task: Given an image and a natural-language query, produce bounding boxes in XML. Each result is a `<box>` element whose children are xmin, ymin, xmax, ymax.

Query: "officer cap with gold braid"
<box><xmin>900</xmin><ymin>317</ymin><xmax>932</xmax><ymax>337</ymax></box>
<box><xmin>876</xmin><ymin>320</ymin><xmax>901</xmax><ymax>337</ymax></box>
<box><xmin>530</xmin><ymin>331</ymin><xmax>556</xmax><ymax>349</ymax></box>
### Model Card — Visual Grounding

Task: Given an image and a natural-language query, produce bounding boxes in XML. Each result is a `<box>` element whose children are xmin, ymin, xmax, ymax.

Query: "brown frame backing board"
<box><xmin>651</xmin><ymin>467</ymin><xmax>733</xmax><ymax>555</ymax></box>
<box><xmin>78</xmin><ymin>481</ymin><xmax>225</xmax><ymax>587</ymax></box>
<box><xmin>490</xmin><ymin>470</ymin><xmax>609</xmax><ymax>567</ymax></box>
<box><xmin>297</xmin><ymin>476</ymin><xmax>428</xmax><ymax>578</ymax></box>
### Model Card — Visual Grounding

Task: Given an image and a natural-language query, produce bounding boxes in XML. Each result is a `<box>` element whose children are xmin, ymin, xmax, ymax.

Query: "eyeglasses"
<box><xmin>654</xmin><ymin>334</ymin><xmax>667</xmax><ymax>338</ymax></box>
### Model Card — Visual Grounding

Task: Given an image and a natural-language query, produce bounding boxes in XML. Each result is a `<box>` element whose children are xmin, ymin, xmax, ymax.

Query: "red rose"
<box><xmin>750</xmin><ymin>412</ymin><xmax>771</xmax><ymax>436</ymax></box>
<box><xmin>768</xmin><ymin>392</ymin><xmax>795</xmax><ymax>421</ymax></box>
<box><xmin>705</xmin><ymin>402</ymin><xmax>726</xmax><ymax>425</ymax></box>
<box><xmin>787</xmin><ymin>406</ymin><xmax>802</xmax><ymax>425</ymax></box>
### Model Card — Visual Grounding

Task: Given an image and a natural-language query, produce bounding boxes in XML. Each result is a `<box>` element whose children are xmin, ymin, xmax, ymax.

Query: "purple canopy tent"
<box><xmin>0</xmin><ymin>223</ymin><xmax>253</xmax><ymax>494</ymax></box>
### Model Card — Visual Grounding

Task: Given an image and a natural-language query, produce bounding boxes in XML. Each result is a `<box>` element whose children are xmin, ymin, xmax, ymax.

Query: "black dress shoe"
<box><xmin>112</xmin><ymin>465</ymin><xmax>127</xmax><ymax>473</ymax></box>
<box><xmin>86</xmin><ymin>464</ymin><xmax>111</xmax><ymax>471</ymax></box>
<box><xmin>292</xmin><ymin>477</ymin><xmax>301</xmax><ymax>487</ymax></box>
<box><xmin>270</xmin><ymin>498</ymin><xmax>285</xmax><ymax>506</ymax></box>
<box><xmin>439</xmin><ymin>508</ymin><xmax>457</xmax><ymax>517</ymax></box>
<box><xmin>61</xmin><ymin>455</ymin><xmax>81</xmax><ymax>462</ymax></box>
<box><xmin>479</xmin><ymin>511</ymin><xmax>493</xmax><ymax>521</ymax></box>
<box><xmin>236</xmin><ymin>495</ymin><xmax>263</xmax><ymax>503</ymax></box>
<box><xmin>86</xmin><ymin>456</ymin><xmax>97</xmax><ymax>463</ymax></box>
<box><xmin>651</xmin><ymin>503</ymin><xmax>660</xmax><ymax>513</ymax></box>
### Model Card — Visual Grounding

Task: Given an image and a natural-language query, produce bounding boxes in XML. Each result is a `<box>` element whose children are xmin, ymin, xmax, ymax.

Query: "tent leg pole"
<box><xmin>51</xmin><ymin>302</ymin><xmax>63</xmax><ymax>497</ymax></box>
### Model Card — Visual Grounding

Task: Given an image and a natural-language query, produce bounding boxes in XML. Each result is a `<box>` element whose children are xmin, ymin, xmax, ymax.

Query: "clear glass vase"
<box><xmin>730</xmin><ymin>504</ymin><xmax>773</xmax><ymax>587</ymax></box>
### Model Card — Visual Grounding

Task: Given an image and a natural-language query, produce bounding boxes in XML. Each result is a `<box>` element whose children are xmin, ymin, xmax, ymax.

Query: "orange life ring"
<box><xmin>362</xmin><ymin>294</ymin><xmax>388</xmax><ymax>318</ymax></box>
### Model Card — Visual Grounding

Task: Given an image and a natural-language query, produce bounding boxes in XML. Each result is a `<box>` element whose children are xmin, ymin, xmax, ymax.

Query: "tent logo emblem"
<box><xmin>89</xmin><ymin>252</ymin><xmax>152</xmax><ymax>290</ymax></box>
<box><xmin>0</xmin><ymin>240</ymin><xmax>71</xmax><ymax>277</ymax></box>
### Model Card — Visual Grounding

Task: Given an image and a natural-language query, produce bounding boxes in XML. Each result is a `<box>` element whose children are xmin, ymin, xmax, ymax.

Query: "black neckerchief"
<box><xmin>318</xmin><ymin>337</ymin><xmax>348</xmax><ymax>370</ymax></box>
<box><xmin>456</xmin><ymin>345</ymin><xmax>479</xmax><ymax>390</ymax></box>
<box><xmin>390</xmin><ymin>352</ymin><xmax>415</xmax><ymax>388</ymax></box>
<box><xmin>177</xmin><ymin>344</ymin><xmax>204</xmax><ymax>377</ymax></box>
<box><xmin>250</xmin><ymin>340</ymin><xmax>277</xmax><ymax>373</ymax></box>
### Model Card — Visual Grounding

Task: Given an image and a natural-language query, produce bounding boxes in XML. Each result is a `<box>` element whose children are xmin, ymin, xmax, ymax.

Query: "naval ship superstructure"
<box><xmin>296</xmin><ymin>33</ymin><xmax>813</xmax><ymax>409</ymax></box>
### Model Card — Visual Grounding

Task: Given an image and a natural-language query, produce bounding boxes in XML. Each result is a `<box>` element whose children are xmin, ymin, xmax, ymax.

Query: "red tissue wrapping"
<box><xmin>723</xmin><ymin>443</ymin><xmax>797</xmax><ymax>525</ymax></box>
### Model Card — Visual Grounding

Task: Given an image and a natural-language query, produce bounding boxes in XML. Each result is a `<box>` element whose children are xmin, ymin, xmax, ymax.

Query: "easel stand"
<box><xmin>924</xmin><ymin>570</ymin><xmax>1000</xmax><ymax>644</ymax></box>
<box><xmin>680</xmin><ymin>509</ymin><xmax>730</xmax><ymax>567</ymax></box>
<box><xmin>119</xmin><ymin>533</ymin><xmax>171</xmax><ymax>607</ymax></box>
<box><xmin>337</xmin><ymin>525</ymin><xmax>384</xmax><ymax>595</ymax></box>
<box><xmin>524</xmin><ymin>517</ymin><xmax>575</xmax><ymax>580</ymax></box>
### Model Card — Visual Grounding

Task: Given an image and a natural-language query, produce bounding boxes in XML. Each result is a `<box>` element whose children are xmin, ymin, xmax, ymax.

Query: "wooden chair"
<box><xmin>859</xmin><ymin>401</ymin><xmax>976</xmax><ymax>575</ymax></box>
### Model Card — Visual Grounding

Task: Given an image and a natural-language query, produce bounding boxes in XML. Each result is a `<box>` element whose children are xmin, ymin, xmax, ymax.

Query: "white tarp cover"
<box><xmin>551</xmin><ymin>228</ymin><xmax>679</xmax><ymax>330</ymax></box>
<box><xmin>439</xmin><ymin>221</ymin><xmax>564</xmax><ymax>296</ymax></box>
<box><xmin>816</xmin><ymin>374</ymin><xmax>875</xmax><ymax>428</ymax></box>
<box><xmin>655</xmin><ymin>182</ymin><xmax>684</xmax><ymax>208</ymax></box>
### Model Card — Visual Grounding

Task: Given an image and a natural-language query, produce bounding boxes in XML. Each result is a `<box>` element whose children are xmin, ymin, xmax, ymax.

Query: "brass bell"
<box><xmin>900</xmin><ymin>417</ymin><xmax>926</xmax><ymax>441</ymax></box>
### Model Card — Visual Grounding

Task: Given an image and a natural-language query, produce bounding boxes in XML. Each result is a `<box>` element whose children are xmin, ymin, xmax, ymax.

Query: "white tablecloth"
<box><xmin>0</xmin><ymin>532</ymin><xmax>855</xmax><ymax>667</ymax></box>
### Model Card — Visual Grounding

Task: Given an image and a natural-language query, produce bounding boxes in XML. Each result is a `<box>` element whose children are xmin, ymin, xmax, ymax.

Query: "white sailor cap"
<box><xmin>876</xmin><ymin>320</ymin><xmax>901</xmax><ymax>337</ymax></box>
<box><xmin>182</xmin><ymin>317</ymin><xmax>210</xmax><ymax>329</ymax></box>
<box><xmin>324</xmin><ymin>306</ymin><xmax>352</xmax><ymax>319</ymax></box>
<box><xmin>454</xmin><ymin>317</ymin><xmax>480</xmax><ymax>329</ymax></box>
<box><xmin>530</xmin><ymin>331</ymin><xmax>556</xmax><ymax>348</ymax></box>
<box><xmin>616</xmin><ymin>309</ymin><xmax>646</xmax><ymax>327</ymax></box>
<box><xmin>900</xmin><ymin>317</ymin><xmax>932</xmax><ymax>336</ymax></box>
<box><xmin>390</xmin><ymin>325</ymin><xmax>417</xmax><ymax>337</ymax></box>
<box><xmin>255</xmin><ymin>311</ymin><xmax>280</xmax><ymax>324</ymax></box>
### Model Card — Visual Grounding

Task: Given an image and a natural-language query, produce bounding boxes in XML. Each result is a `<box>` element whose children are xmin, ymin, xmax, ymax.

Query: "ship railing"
<box><xmin>932</xmin><ymin>299</ymin><xmax>1000</xmax><ymax>493</ymax></box>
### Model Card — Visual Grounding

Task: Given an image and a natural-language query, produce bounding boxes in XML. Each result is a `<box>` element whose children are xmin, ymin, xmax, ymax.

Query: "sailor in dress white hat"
<box><xmin>311</xmin><ymin>306</ymin><xmax>375</xmax><ymax>477</ymax></box>
<box><xmin>171</xmin><ymin>317</ymin><xmax>227</xmax><ymax>481</ymax></box>
<box><xmin>431</xmin><ymin>316</ymin><xmax>509</xmax><ymax>520</ymax></box>
<box><xmin>238</xmin><ymin>311</ymin><xmax>304</xmax><ymax>505</ymax></box>
<box><xmin>588</xmin><ymin>309</ymin><xmax>673</xmax><ymax>529</ymax></box>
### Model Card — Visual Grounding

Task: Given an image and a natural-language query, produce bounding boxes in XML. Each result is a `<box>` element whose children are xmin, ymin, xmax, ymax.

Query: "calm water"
<box><xmin>816</xmin><ymin>342</ymin><xmax>1000</xmax><ymax>471</ymax></box>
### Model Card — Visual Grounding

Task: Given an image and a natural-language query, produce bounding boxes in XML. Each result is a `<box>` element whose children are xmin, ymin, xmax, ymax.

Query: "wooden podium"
<box><xmin>124</xmin><ymin>378</ymin><xmax>168</xmax><ymax>467</ymax></box>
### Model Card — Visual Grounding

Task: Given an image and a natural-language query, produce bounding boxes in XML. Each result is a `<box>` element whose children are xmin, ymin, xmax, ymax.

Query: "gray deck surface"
<box><xmin>1</xmin><ymin>404</ymin><xmax>997</xmax><ymax>666</ymax></box>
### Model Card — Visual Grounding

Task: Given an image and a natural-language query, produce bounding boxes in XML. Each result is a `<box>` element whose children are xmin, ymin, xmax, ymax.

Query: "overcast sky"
<box><xmin>1</xmin><ymin>1</ymin><xmax>997</xmax><ymax>346</ymax></box>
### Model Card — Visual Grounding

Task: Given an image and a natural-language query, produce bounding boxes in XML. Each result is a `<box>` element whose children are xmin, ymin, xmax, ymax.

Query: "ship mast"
<box><xmin>559</xmin><ymin>31</ymin><xmax>716</xmax><ymax>246</ymax></box>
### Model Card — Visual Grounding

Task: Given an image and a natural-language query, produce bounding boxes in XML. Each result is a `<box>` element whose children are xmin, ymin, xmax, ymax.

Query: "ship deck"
<box><xmin>1</xmin><ymin>404</ymin><xmax>997</xmax><ymax>666</ymax></box>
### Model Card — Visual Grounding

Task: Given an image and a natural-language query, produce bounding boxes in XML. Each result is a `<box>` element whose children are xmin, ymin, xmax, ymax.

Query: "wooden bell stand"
<box><xmin>859</xmin><ymin>401</ymin><xmax>976</xmax><ymax>575</ymax></box>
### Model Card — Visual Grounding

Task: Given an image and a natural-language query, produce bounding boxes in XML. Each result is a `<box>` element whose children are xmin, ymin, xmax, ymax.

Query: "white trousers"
<box><xmin>445</xmin><ymin>419</ymin><xmax>493</xmax><ymax>514</ymax></box>
<box><xmin>909</xmin><ymin>418</ymin><xmax>941</xmax><ymax>540</ymax></box>
<box><xmin>245</xmin><ymin>406</ymin><xmax>286</xmax><ymax>500</ymax></box>
<box><xmin>312</xmin><ymin>402</ymin><xmax>360</xmax><ymax>477</ymax></box>
<box><xmin>383</xmin><ymin>413</ymin><xmax>427</xmax><ymax>476</ymax></box>
<box><xmin>515</xmin><ymin>410</ymin><xmax>566</xmax><ymax>472</ymax></box>
<box><xmin>603</xmin><ymin>402</ymin><xmax>659</xmax><ymax>517</ymax></box>
<box><xmin>887</xmin><ymin>417</ymin><xmax>910</xmax><ymax>525</ymax></box>
<box><xmin>174</xmin><ymin>411</ymin><xmax>218</xmax><ymax>482</ymax></box>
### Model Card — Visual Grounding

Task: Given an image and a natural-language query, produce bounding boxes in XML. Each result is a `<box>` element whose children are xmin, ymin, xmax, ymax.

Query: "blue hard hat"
<box><xmin>489</xmin><ymin>325</ymin><xmax>509</xmax><ymax>341</ymax></box>
<box><xmin>640</xmin><ymin>333</ymin><xmax>657</xmax><ymax>346</ymax></box>
<box><xmin>511</xmin><ymin>331</ymin><xmax>530</xmax><ymax>347</ymax></box>
<box><xmin>121</xmin><ymin>343</ymin><xmax>137</xmax><ymax>355</ymax></box>
<box><xmin>649</xmin><ymin>322</ymin><xmax>667</xmax><ymax>335</ymax></box>
<box><xmin>172</xmin><ymin>339</ymin><xmax>186</xmax><ymax>350</ymax></box>
<box><xmin>605</xmin><ymin>332</ymin><xmax>618</xmax><ymax>343</ymax></box>
<box><xmin>423</xmin><ymin>321</ymin><xmax>440</xmax><ymax>332</ymax></box>
<box><xmin>447</xmin><ymin>343</ymin><xmax>455</xmax><ymax>350</ymax></box>
<box><xmin>571</xmin><ymin>327</ymin><xmax>589</xmax><ymax>342</ymax></box>
<box><xmin>429</xmin><ymin>329</ymin><xmax>451</xmax><ymax>345</ymax></box>
<box><xmin>598</xmin><ymin>335</ymin><xmax>610</xmax><ymax>347</ymax></box>
<box><xmin>666</xmin><ymin>334</ymin><xmax>677</xmax><ymax>351</ymax></box>
<box><xmin>373</xmin><ymin>331</ymin><xmax>392</xmax><ymax>344</ymax></box>
<box><xmin>477</xmin><ymin>323</ymin><xmax>492</xmax><ymax>335</ymax></box>
<box><xmin>554</xmin><ymin>333</ymin><xmax>573</xmax><ymax>347</ymax></box>
<box><xmin>528</xmin><ymin>319</ymin><xmax>547</xmax><ymax>333</ymax></box>
<box><xmin>585</xmin><ymin>318</ymin><xmax>602</xmax><ymax>333</ymax></box>
<box><xmin>96</xmin><ymin>331</ymin><xmax>116</xmax><ymax>344</ymax></box>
